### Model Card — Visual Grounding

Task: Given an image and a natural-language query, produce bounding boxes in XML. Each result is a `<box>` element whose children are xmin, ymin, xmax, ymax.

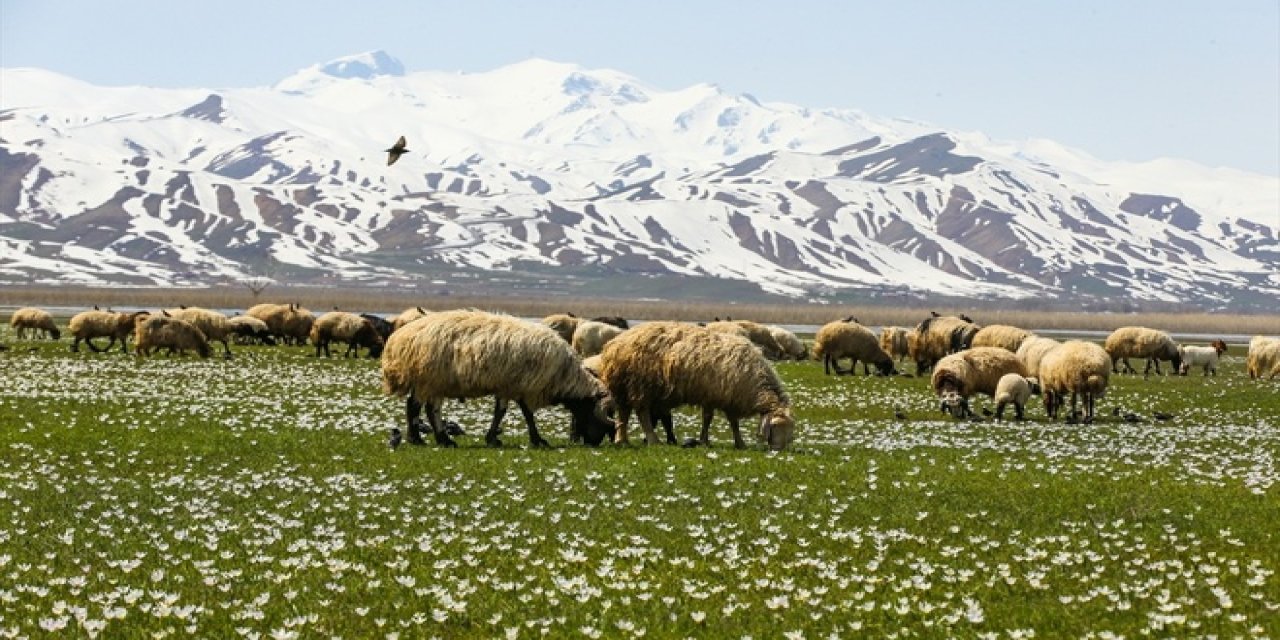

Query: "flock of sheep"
<box><xmin>7</xmin><ymin>304</ymin><xmax>1279</xmax><ymax>449</ymax></box>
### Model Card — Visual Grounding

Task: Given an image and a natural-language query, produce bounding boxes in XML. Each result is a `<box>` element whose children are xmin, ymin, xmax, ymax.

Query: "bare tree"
<box><xmin>240</xmin><ymin>267</ymin><xmax>276</xmax><ymax>301</ymax></box>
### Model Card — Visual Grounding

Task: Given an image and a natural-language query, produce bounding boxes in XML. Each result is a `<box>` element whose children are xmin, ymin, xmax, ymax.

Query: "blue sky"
<box><xmin>2</xmin><ymin>0</ymin><xmax>1277</xmax><ymax>175</ymax></box>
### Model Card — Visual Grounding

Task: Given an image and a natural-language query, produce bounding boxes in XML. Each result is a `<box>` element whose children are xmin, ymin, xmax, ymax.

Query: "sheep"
<box><xmin>932</xmin><ymin>347</ymin><xmax>1028</xmax><ymax>419</ymax></box>
<box><xmin>590</xmin><ymin>315</ymin><xmax>630</xmax><ymax>330</ymax></box>
<box><xmin>246</xmin><ymin>303</ymin><xmax>316</xmax><ymax>346</ymax></box>
<box><xmin>1103</xmin><ymin>327</ymin><xmax>1182</xmax><ymax>378</ymax></box>
<box><xmin>1246</xmin><ymin>336</ymin><xmax>1280</xmax><ymax>380</ymax></box>
<box><xmin>706</xmin><ymin>320</ymin><xmax>785</xmax><ymax>360</ymax></box>
<box><xmin>571</xmin><ymin>320</ymin><xmax>625</xmax><ymax>358</ymax></box>
<box><xmin>391</xmin><ymin>306</ymin><xmax>431</xmax><ymax>332</ymax></box>
<box><xmin>227</xmin><ymin>315</ymin><xmax>277</xmax><ymax>345</ymax></box>
<box><xmin>9</xmin><ymin>307</ymin><xmax>61</xmax><ymax>340</ymax></box>
<box><xmin>908</xmin><ymin>315</ymin><xmax>977</xmax><ymax>375</ymax></box>
<box><xmin>1039</xmin><ymin>340</ymin><xmax>1111</xmax><ymax>423</ymax></box>
<box><xmin>310</xmin><ymin>311</ymin><xmax>385</xmax><ymax>358</ymax></box>
<box><xmin>581</xmin><ymin>354</ymin><xmax>675</xmax><ymax>444</ymax></box>
<box><xmin>878</xmin><ymin>326</ymin><xmax>910</xmax><ymax>364</ymax></box>
<box><xmin>1177</xmin><ymin>340</ymin><xmax>1227</xmax><ymax>376</ymax></box>
<box><xmin>768</xmin><ymin>325</ymin><xmax>808</xmax><ymax>361</ymax></box>
<box><xmin>813</xmin><ymin>320</ymin><xmax>895</xmax><ymax>376</ymax></box>
<box><xmin>134</xmin><ymin>314</ymin><xmax>211</xmax><ymax>358</ymax></box>
<box><xmin>993</xmin><ymin>374</ymin><xmax>1039</xmax><ymax>421</ymax></box>
<box><xmin>1015</xmin><ymin>336</ymin><xmax>1062</xmax><ymax>378</ymax></box>
<box><xmin>541</xmin><ymin>312</ymin><xmax>580</xmax><ymax>343</ymax></box>
<box><xmin>165</xmin><ymin>307</ymin><xmax>235</xmax><ymax>358</ymax></box>
<box><xmin>68</xmin><ymin>310</ymin><xmax>149</xmax><ymax>353</ymax></box>
<box><xmin>381</xmin><ymin>310</ymin><xmax>614</xmax><ymax>448</ymax></box>
<box><xmin>597</xmin><ymin>322</ymin><xmax>796</xmax><ymax>450</ymax></box>
<box><xmin>970</xmin><ymin>324</ymin><xmax>1033</xmax><ymax>353</ymax></box>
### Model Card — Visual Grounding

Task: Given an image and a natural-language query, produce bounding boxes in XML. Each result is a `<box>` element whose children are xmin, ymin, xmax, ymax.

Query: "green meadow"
<box><xmin>0</xmin><ymin>332</ymin><xmax>1277</xmax><ymax>639</ymax></box>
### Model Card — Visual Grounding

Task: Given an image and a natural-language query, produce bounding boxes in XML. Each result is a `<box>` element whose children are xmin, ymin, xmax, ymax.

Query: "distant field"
<box><xmin>1</xmin><ymin>324</ymin><xmax>1277</xmax><ymax>638</ymax></box>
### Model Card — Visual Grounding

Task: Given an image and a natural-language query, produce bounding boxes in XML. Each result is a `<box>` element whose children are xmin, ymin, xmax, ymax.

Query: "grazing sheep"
<box><xmin>310</xmin><ymin>311</ymin><xmax>385</xmax><ymax>358</ymax></box>
<box><xmin>541</xmin><ymin>312</ymin><xmax>580</xmax><ymax>344</ymax></box>
<box><xmin>768</xmin><ymin>325</ymin><xmax>808</xmax><ymax>361</ymax></box>
<box><xmin>878</xmin><ymin>326</ymin><xmax>910</xmax><ymax>364</ymax></box>
<box><xmin>970</xmin><ymin>324</ymin><xmax>1033</xmax><ymax>353</ymax></box>
<box><xmin>165</xmin><ymin>307</ymin><xmax>235</xmax><ymax>358</ymax></box>
<box><xmin>932</xmin><ymin>347</ymin><xmax>1028</xmax><ymax>419</ymax></box>
<box><xmin>391</xmin><ymin>306</ymin><xmax>431</xmax><ymax>333</ymax></box>
<box><xmin>813</xmin><ymin>320</ymin><xmax>895</xmax><ymax>376</ymax></box>
<box><xmin>9</xmin><ymin>307</ymin><xmax>60</xmax><ymax>340</ymax></box>
<box><xmin>246</xmin><ymin>303</ymin><xmax>316</xmax><ymax>346</ymax></box>
<box><xmin>909</xmin><ymin>315</ymin><xmax>977</xmax><ymax>375</ymax></box>
<box><xmin>582</xmin><ymin>354</ymin><xmax>675</xmax><ymax>444</ymax></box>
<box><xmin>598</xmin><ymin>322</ymin><xmax>796</xmax><ymax>450</ymax></box>
<box><xmin>68</xmin><ymin>310</ymin><xmax>149</xmax><ymax>353</ymax></box>
<box><xmin>381</xmin><ymin>310</ymin><xmax>613</xmax><ymax>447</ymax></box>
<box><xmin>590</xmin><ymin>315</ymin><xmax>630</xmax><ymax>330</ymax></box>
<box><xmin>706</xmin><ymin>320</ymin><xmax>785</xmax><ymax>360</ymax></box>
<box><xmin>1246</xmin><ymin>336</ymin><xmax>1280</xmax><ymax>380</ymax></box>
<box><xmin>360</xmin><ymin>313</ymin><xmax>395</xmax><ymax>342</ymax></box>
<box><xmin>993</xmin><ymin>374</ymin><xmax>1039</xmax><ymax>421</ymax></box>
<box><xmin>1178</xmin><ymin>340</ymin><xmax>1227</xmax><ymax>376</ymax></box>
<box><xmin>227</xmin><ymin>315</ymin><xmax>277</xmax><ymax>345</ymax></box>
<box><xmin>134</xmin><ymin>314</ymin><xmax>211</xmax><ymax>358</ymax></box>
<box><xmin>1103</xmin><ymin>327</ymin><xmax>1182</xmax><ymax>378</ymax></box>
<box><xmin>1039</xmin><ymin>340</ymin><xmax>1111</xmax><ymax>423</ymax></box>
<box><xmin>571</xmin><ymin>320</ymin><xmax>625</xmax><ymax>358</ymax></box>
<box><xmin>1015</xmin><ymin>336</ymin><xmax>1062</xmax><ymax>378</ymax></box>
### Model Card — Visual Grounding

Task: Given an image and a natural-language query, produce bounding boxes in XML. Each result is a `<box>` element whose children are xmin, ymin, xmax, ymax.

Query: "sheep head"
<box><xmin>1211</xmin><ymin>339</ymin><xmax>1228</xmax><ymax>355</ymax></box>
<box><xmin>757</xmin><ymin>408</ymin><xmax>795</xmax><ymax>451</ymax></box>
<box><xmin>938</xmin><ymin>391</ymin><xmax>970</xmax><ymax>419</ymax></box>
<box><xmin>563</xmin><ymin>391</ymin><xmax>616</xmax><ymax>447</ymax></box>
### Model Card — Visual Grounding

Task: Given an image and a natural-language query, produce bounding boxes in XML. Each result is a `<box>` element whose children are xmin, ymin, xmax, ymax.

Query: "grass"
<box><xmin>0</xmin><ymin>330</ymin><xmax>1277</xmax><ymax>639</ymax></box>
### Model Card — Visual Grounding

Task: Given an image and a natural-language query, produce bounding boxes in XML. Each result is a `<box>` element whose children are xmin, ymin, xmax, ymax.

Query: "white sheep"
<box><xmin>970</xmin><ymin>324</ymin><xmax>1033</xmax><ymax>353</ymax></box>
<box><xmin>813</xmin><ymin>320</ymin><xmax>895</xmax><ymax>376</ymax></box>
<box><xmin>134</xmin><ymin>314</ymin><xmax>211</xmax><ymax>358</ymax></box>
<box><xmin>993</xmin><ymin>374</ymin><xmax>1039</xmax><ymax>421</ymax></box>
<box><xmin>571</xmin><ymin>320</ymin><xmax>625</xmax><ymax>358</ymax></box>
<box><xmin>1015</xmin><ymin>336</ymin><xmax>1061</xmax><ymax>378</ymax></box>
<box><xmin>9</xmin><ymin>307</ymin><xmax>60</xmax><ymax>340</ymax></box>
<box><xmin>768</xmin><ymin>325</ymin><xmax>808</xmax><ymax>361</ymax></box>
<box><xmin>1103</xmin><ymin>326</ymin><xmax>1182</xmax><ymax>378</ymax></box>
<box><xmin>541</xmin><ymin>312</ymin><xmax>580</xmax><ymax>344</ymax></box>
<box><xmin>878</xmin><ymin>326</ymin><xmax>910</xmax><ymax>364</ymax></box>
<box><xmin>381</xmin><ymin>310</ymin><xmax>613</xmax><ymax>447</ymax></box>
<box><xmin>598</xmin><ymin>321</ymin><xmax>795</xmax><ymax>450</ymax></box>
<box><xmin>227</xmin><ymin>315</ymin><xmax>276</xmax><ymax>345</ymax></box>
<box><xmin>165</xmin><ymin>307</ymin><xmax>235</xmax><ymax>358</ymax></box>
<box><xmin>1177</xmin><ymin>340</ymin><xmax>1227</xmax><ymax>376</ymax></box>
<box><xmin>1246</xmin><ymin>336</ymin><xmax>1280</xmax><ymax>380</ymax></box>
<box><xmin>1039</xmin><ymin>340</ymin><xmax>1111</xmax><ymax>423</ymax></box>
<box><xmin>931</xmin><ymin>347</ymin><xmax>1028</xmax><ymax>418</ymax></box>
<box><xmin>68</xmin><ymin>310</ymin><xmax>149</xmax><ymax>353</ymax></box>
<box><xmin>310</xmin><ymin>311</ymin><xmax>384</xmax><ymax>358</ymax></box>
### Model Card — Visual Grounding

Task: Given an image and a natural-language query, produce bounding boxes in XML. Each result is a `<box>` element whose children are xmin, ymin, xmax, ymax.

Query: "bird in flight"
<box><xmin>385</xmin><ymin>136</ymin><xmax>408</xmax><ymax>166</ymax></box>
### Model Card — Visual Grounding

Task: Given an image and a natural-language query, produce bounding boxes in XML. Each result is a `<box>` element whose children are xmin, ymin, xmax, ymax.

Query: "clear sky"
<box><xmin>2</xmin><ymin>0</ymin><xmax>1277</xmax><ymax>175</ymax></box>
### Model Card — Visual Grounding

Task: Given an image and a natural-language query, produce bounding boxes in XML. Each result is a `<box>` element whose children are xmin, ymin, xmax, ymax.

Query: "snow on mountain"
<box><xmin>1</xmin><ymin>51</ymin><xmax>1277</xmax><ymax>308</ymax></box>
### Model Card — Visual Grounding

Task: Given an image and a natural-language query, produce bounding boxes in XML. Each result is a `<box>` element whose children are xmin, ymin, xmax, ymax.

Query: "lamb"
<box><xmin>227</xmin><ymin>315</ymin><xmax>277</xmax><ymax>345</ymax></box>
<box><xmin>381</xmin><ymin>310</ymin><xmax>614</xmax><ymax>447</ymax></box>
<box><xmin>932</xmin><ymin>347</ymin><xmax>1028</xmax><ymax>419</ymax></box>
<box><xmin>541</xmin><ymin>312</ymin><xmax>580</xmax><ymax>344</ymax></box>
<box><xmin>134</xmin><ymin>314</ymin><xmax>211</xmax><ymax>358</ymax></box>
<box><xmin>165</xmin><ymin>307</ymin><xmax>235</xmax><ymax>358</ymax></box>
<box><xmin>1178</xmin><ymin>340</ymin><xmax>1228</xmax><ymax>376</ymax></box>
<box><xmin>993</xmin><ymin>373</ymin><xmax>1039</xmax><ymax>421</ymax></box>
<box><xmin>878</xmin><ymin>326</ymin><xmax>910</xmax><ymax>364</ymax></box>
<box><xmin>706</xmin><ymin>320</ymin><xmax>785</xmax><ymax>360</ymax></box>
<box><xmin>391</xmin><ymin>306</ymin><xmax>431</xmax><ymax>333</ymax></box>
<box><xmin>1039</xmin><ymin>340</ymin><xmax>1111</xmax><ymax>423</ymax></box>
<box><xmin>597</xmin><ymin>322</ymin><xmax>796</xmax><ymax>450</ymax></box>
<box><xmin>768</xmin><ymin>325</ymin><xmax>808</xmax><ymax>361</ymax></box>
<box><xmin>970</xmin><ymin>324</ymin><xmax>1033</xmax><ymax>353</ymax></box>
<box><xmin>571</xmin><ymin>320</ymin><xmax>625</xmax><ymax>358</ymax></box>
<box><xmin>246</xmin><ymin>303</ymin><xmax>316</xmax><ymax>346</ymax></box>
<box><xmin>68</xmin><ymin>310</ymin><xmax>149</xmax><ymax>353</ymax></box>
<box><xmin>1015</xmin><ymin>336</ymin><xmax>1062</xmax><ymax>378</ymax></box>
<box><xmin>908</xmin><ymin>315</ymin><xmax>977</xmax><ymax>375</ymax></box>
<box><xmin>9</xmin><ymin>307</ymin><xmax>60</xmax><ymax>340</ymax></box>
<box><xmin>1246</xmin><ymin>336</ymin><xmax>1280</xmax><ymax>380</ymax></box>
<box><xmin>1103</xmin><ymin>327</ymin><xmax>1182</xmax><ymax>378</ymax></box>
<box><xmin>813</xmin><ymin>320</ymin><xmax>895</xmax><ymax>376</ymax></box>
<box><xmin>310</xmin><ymin>311</ymin><xmax>385</xmax><ymax>358</ymax></box>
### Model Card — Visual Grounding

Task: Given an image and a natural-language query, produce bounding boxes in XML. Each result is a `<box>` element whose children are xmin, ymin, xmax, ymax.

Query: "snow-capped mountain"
<box><xmin>2</xmin><ymin>51</ymin><xmax>1277</xmax><ymax>307</ymax></box>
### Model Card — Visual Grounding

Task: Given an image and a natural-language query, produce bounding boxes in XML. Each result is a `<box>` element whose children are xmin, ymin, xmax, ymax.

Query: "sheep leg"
<box><xmin>84</xmin><ymin>336</ymin><xmax>111</xmax><ymax>353</ymax></box>
<box><xmin>613</xmin><ymin>406</ymin><xmax>632</xmax><ymax>445</ymax></box>
<box><xmin>486</xmin><ymin>398</ymin><xmax>507</xmax><ymax>447</ymax></box>
<box><xmin>994</xmin><ymin>401</ymin><xmax>1007</xmax><ymax>421</ymax></box>
<box><xmin>1083</xmin><ymin>392</ymin><xmax>1095</xmax><ymax>424</ymax></box>
<box><xmin>699</xmin><ymin>406</ymin><xmax>715</xmax><ymax>446</ymax></box>
<box><xmin>423</xmin><ymin>401</ymin><xmax>456</xmax><ymax>447</ymax></box>
<box><xmin>728</xmin><ymin>416</ymin><xmax>746</xmax><ymax>449</ymax></box>
<box><xmin>405</xmin><ymin>397</ymin><xmax>427</xmax><ymax>445</ymax></box>
<box><xmin>516</xmin><ymin>400</ymin><xmax>550</xmax><ymax>448</ymax></box>
<box><xmin>636</xmin><ymin>407</ymin><xmax>660</xmax><ymax>445</ymax></box>
<box><xmin>658</xmin><ymin>409</ymin><xmax>676</xmax><ymax>444</ymax></box>
<box><xmin>218</xmin><ymin>338</ymin><xmax>232</xmax><ymax>359</ymax></box>
<box><xmin>1014</xmin><ymin>403</ymin><xmax>1025</xmax><ymax>421</ymax></box>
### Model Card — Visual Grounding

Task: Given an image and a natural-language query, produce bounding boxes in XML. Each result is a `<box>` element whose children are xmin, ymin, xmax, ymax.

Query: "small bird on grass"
<box><xmin>893</xmin><ymin>408</ymin><xmax>908</xmax><ymax>421</ymax></box>
<box><xmin>681</xmin><ymin>437</ymin><xmax>700</xmax><ymax>448</ymax></box>
<box><xmin>981</xmin><ymin>407</ymin><xmax>993</xmax><ymax>418</ymax></box>
<box><xmin>1122</xmin><ymin>412</ymin><xmax>1142</xmax><ymax>424</ymax></box>
<box><xmin>385</xmin><ymin>135</ymin><xmax>408</xmax><ymax>166</ymax></box>
<box><xmin>388</xmin><ymin>427</ymin><xmax>402</xmax><ymax>450</ymax></box>
<box><xmin>1152</xmin><ymin>411</ymin><xmax>1174</xmax><ymax>421</ymax></box>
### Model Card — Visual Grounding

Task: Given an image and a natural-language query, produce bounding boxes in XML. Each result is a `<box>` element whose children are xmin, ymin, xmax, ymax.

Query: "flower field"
<box><xmin>0</xmin><ymin>336</ymin><xmax>1277</xmax><ymax>639</ymax></box>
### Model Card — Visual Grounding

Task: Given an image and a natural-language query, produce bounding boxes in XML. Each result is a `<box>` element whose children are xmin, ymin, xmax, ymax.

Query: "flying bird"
<box><xmin>385</xmin><ymin>135</ymin><xmax>408</xmax><ymax>166</ymax></box>
<box><xmin>388</xmin><ymin>427</ymin><xmax>402</xmax><ymax>450</ymax></box>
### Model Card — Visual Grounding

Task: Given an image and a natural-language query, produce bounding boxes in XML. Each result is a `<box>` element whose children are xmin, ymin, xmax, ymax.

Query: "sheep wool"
<box><xmin>246</xmin><ymin>303</ymin><xmax>316</xmax><ymax>346</ymax></box>
<box><xmin>571</xmin><ymin>320</ymin><xmax>625</xmax><ymax>358</ymax></box>
<box><xmin>1246</xmin><ymin>336</ymin><xmax>1280</xmax><ymax>380</ymax></box>
<box><xmin>813</xmin><ymin>320</ymin><xmax>895</xmax><ymax>376</ymax></box>
<box><xmin>311</xmin><ymin>311</ymin><xmax>384</xmax><ymax>358</ymax></box>
<box><xmin>931</xmin><ymin>347</ymin><xmax>1028</xmax><ymax>418</ymax></box>
<box><xmin>9</xmin><ymin>307</ymin><xmax>60</xmax><ymax>340</ymax></box>
<box><xmin>541</xmin><ymin>313</ymin><xmax>580</xmax><ymax>344</ymax></box>
<box><xmin>135</xmin><ymin>315</ymin><xmax>212</xmax><ymax>358</ymax></box>
<box><xmin>1015</xmin><ymin>336</ymin><xmax>1062</xmax><ymax>378</ymax></box>
<box><xmin>769</xmin><ymin>325</ymin><xmax>808</xmax><ymax>361</ymax></box>
<box><xmin>1103</xmin><ymin>326</ymin><xmax>1182</xmax><ymax>378</ymax></box>
<box><xmin>971</xmin><ymin>325</ymin><xmax>1033</xmax><ymax>353</ymax></box>
<box><xmin>391</xmin><ymin>307</ymin><xmax>431</xmax><ymax>333</ymax></box>
<box><xmin>993</xmin><ymin>374</ymin><xmax>1037</xmax><ymax>421</ymax></box>
<box><xmin>166</xmin><ymin>307</ymin><xmax>234</xmax><ymax>357</ymax></box>
<box><xmin>878</xmin><ymin>326</ymin><xmax>910</xmax><ymax>364</ymax></box>
<box><xmin>68</xmin><ymin>310</ymin><xmax>148</xmax><ymax>353</ymax></box>
<box><xmin>1039</xmin><ymin>340</ymin><xmax>1111</xmax><ymax>423</ymax></box>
